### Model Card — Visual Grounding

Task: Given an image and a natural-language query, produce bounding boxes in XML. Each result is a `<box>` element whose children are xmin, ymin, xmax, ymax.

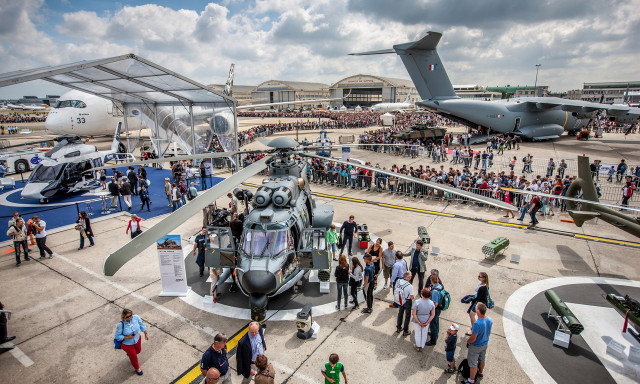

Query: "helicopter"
<box><xmin>19</xmin><ymin>123</ymin><xmax>131</xmax><ymax>203</ymax></box>
<box><xmin>99</xmin><ymin>138</ymin><xmax>514</xmax><ymax>321</ymax></box>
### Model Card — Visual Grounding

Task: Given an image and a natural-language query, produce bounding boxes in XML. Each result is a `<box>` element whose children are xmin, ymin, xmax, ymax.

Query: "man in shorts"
<box><xmin>463</xmin><ymin>302</ymin><xmax>492</xmax><ymax>384</ymax></box>
<box><xmin>381</xmin><ymin>241</ymin><xmax>395</xmax><ymax>289</ymax></box>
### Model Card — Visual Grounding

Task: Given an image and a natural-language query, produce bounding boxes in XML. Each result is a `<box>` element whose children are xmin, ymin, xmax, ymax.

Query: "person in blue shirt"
<box><xmin>114</xmin><ymin>309</ymin><xmax>149</xmax><ymax>375</ymax></box>
<box><xmin>463</xmin><ymin>303</ymin><xmax>492</xmax><ymax>384</ymax></box>
<box><xmin>201</xmin><ymin>333</ymin><xmax>232</xmax><ymax>384</ymax></box>
<box><xmin>427</xmin><ymin>274</ymin><xmax>443</xmax><ymax>345</ymax></box>
<box><xmin>361</xmin><ymin>254</ymin><xmax>375</xmax><ymax>314</ymax></box>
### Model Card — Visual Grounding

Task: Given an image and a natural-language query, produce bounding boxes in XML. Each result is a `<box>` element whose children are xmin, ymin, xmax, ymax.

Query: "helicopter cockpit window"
<box><xmin>64</xmin><ymin>151</ymin><xmax>81</xmax><ymax>158</ymax></box>
<box><xmin>242</xmin><ymin>230</ymin><xmax>291</xmax><ymax>258</ymax></box>
<box><xmin>28</xmin><ymin>164</ymin><xmax>65</xmax><ymax>183</ymax></box>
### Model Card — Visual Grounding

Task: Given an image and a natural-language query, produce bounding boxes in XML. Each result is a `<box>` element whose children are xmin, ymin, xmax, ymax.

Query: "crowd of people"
<box><xmin>326</xmin><ymin>214</ymin><xmax>494</xmax><ymax>383</ymax></box>
<box><xmin>0</xmin><ymin>112</ymin><xmax>47</xmax><ymax>124</ymax></box>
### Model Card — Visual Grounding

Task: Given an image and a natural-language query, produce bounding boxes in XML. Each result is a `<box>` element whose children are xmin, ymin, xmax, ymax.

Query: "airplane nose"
<box><xmin>241</xmin><ymin>270</ymin><xmax>277</xmax><ymax>295</ymax></box>
<box><xmin>44</xmin><ymin>111</ymin><xmax>65</xmax><ymax>134</ymax></box>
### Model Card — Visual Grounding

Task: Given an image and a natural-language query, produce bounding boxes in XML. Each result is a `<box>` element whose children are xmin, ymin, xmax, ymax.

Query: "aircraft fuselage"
<box><xmin>418</xmin><ymin>98</ymin><xmax>587</xmax><ymax>139</ymax></box>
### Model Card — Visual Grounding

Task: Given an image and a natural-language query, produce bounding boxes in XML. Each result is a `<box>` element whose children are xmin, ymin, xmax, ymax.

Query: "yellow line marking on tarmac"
<box><xmin>574</xmin><ymin>234</ymin><xmax>640</xmax><ymax>247</ymax></box>
<box><xmin>173</xmin><ymin>364</ymin><xmax>202</xmax><ymax>384</ymax></box>
<box><xmin>487</xmin><ymin>220</ymin><xmax>529</xmax><ymax>229</ymax></box>
<box><xmin>315</xmin><ymin>193</ymin><xmax>367</xmax><ymax>203</ymax></box>
<box><xmin>172</xmin><ymin>323</ymin><xmax>250</xmax><ymax>384</ymax></box>
<box><xmin>377</xmin><ymin>203</ymin><xmax>455</xmax><ymax>217</ymax></box>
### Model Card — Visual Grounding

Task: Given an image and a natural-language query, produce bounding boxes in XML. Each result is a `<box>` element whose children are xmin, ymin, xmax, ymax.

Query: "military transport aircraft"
<box><xmin>351</xmin><ymin>32</ymin><xmax>640</xmax><ymax>140</ymax></box>
<box><xmin>95</xmin><ymin>138</ymin><xmax>514</xmax><ymax>321</ymax></box>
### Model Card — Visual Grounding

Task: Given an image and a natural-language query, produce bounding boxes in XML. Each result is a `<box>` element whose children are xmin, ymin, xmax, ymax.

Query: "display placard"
<box><xmin>156</xmin><ymin>234</ymin><xmax>190</xmax><ymax>296</ymax></box>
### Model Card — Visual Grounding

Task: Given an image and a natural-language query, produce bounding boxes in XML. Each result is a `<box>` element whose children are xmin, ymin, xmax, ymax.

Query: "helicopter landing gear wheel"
<box><xmin>249</xmin><ymin>294</ymin><xmax>268</xmax><ymax>322</ymax></box>
<box><xmin>39</xmin><ymin>198</ymin><xmax>49</xmax><ymax>204</ymax></box>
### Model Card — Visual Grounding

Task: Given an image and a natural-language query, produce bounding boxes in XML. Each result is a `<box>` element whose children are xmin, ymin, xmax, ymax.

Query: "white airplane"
<box><xmin>46</xmin><ymin>78</ymin><xmax>341</xmax><ymax>138</ymax></box>
<box><xmin>5</xmin><ymin>103</ymin><xmax>47</xmax><ymax>111</ymax></box>
<box><xmin>370</xmin><ymin>90</ymin><xmax>414</xmax><ymax>112</ymax></box>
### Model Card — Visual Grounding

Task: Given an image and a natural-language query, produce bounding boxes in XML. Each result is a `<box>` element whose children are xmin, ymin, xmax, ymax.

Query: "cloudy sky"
<box><xmin>1</xmin><ymin>0</ymin><xmax>639</xmax><ymax>99</ymax></box>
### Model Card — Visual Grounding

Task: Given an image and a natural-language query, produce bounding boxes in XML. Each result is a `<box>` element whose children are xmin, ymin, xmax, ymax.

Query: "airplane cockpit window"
<box><xmin>28</xmin><ymin>164</ymin><xmax>65</xmax><ymax>183</ymax></box>
<box><xmin>53</xmin><ymin>100</ymin><xmax>86</xmax><ymax>108</ymax></box>
<box><xmin>242</xmin><ymin>230</ymin><xmax>291</xmax><ymax>258</ymax></box>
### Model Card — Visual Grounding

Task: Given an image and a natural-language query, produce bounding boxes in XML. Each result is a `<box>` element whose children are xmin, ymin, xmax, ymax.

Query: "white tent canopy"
<box><xmin>381</xmin><ymin>112</ymin><xmax>395</xmax><ymax>126</ymax></box>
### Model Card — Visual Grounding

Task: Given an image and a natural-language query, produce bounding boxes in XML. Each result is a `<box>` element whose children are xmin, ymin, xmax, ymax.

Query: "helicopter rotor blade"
<box><xmin>506</xmin><ymin>189</ymin><xmax>640</xmax><ymax>213</ymax></box>
<box><xmin>302</xmin><ymin>153</ymin><xmax>515</xmax><ymax>211</ymax></box>
<box><xmin>89</xmin><ymin>149</ymin><xmax>265</xmax><ymax>173</ymax></box>
<box><xmin>102</xmin><ymin>155</ymin><xmax>272</xmax><ymax>276</ymax></box>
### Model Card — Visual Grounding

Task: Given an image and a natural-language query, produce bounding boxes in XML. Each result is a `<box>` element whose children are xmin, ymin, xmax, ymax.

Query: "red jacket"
<box><xmin>126</xmin><ymin>218</ymin><xmax>142</xmax><ymax>234</ymax></box>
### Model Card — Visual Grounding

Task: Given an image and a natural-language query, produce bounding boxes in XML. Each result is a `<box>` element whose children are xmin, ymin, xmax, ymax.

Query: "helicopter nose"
<box><xmin>241</xmin><ymin>270</ymin><xmax>277</xmax><ymax>295</ymax></box>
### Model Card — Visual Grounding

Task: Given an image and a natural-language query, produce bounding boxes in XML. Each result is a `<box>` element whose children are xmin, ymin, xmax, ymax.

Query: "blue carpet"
<box><xmin>0</xmin><ymin>166</ymin><xmax>224</xmax><ymax>242</ymax></box>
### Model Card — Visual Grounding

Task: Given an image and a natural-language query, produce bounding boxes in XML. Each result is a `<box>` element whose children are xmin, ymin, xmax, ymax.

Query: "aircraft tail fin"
<box><xmin>351</xmin><ymin>32</ymin><xmax>457</xmax><ymax>101</ymax></box>
<box><xmin>224</xmin><ymin>64</ymin><xmax>235</xmax><ymax>97</ymax></box>
<box><xmin>403</xmin><ymin>89</ymin><xmax>413</xmax><ymax>104</ymax></box>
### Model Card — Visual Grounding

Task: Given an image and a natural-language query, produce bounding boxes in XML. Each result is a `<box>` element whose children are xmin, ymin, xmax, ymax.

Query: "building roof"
<box><xmin>0</xmin><ymin>54</ymin><xmax>233</xmax><ymax>105</ymax></box>
<box><xmin>330</xmin><ymin>74</ymin><xmax>415</xmax><ymax>88</ymax></box>
<box><xmin>583</xmin><ymin>81</ymin><xmax>640</xmax><ymax>89</ymax></box>
<box><xmin>255</xmin><ymin>80</ymin><xmax>329</xmax><ymax>92</ymax></box>
<box><xmin>487</xmin><ymin>85</ymin><xmax>548</xmax><ymax>93</ymax></box>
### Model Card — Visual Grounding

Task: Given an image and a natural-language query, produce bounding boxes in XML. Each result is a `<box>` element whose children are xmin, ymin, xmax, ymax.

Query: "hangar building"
<box><xmin>329</xmin><ymin>74</ymin><xmax>417</xmax><ymax>108</ymax></box>
<box><xmin>251</xmin><ymin>80</ymin><xmax>330</xmax><ymax>110</ymax></box>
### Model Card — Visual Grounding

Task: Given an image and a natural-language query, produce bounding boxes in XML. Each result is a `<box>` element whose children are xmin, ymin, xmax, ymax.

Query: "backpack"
<box><xmin>432</xmin><ymin>286</ymin><xmax>451</xmax><ymax>311</ymax></box>
<box><xmin>624</xmin><ymin>186</ymin><xmax>633</xmax><ymax>198</ymax></box>
<box><xmin>394</xmin><ymin>280</ymin><xmax>410</xmax><ymax>306</ymax></box>
<box><xmin>458</xmin><ymin>359</ymin><xmax>470</xmax><ymax>379</ymax></box>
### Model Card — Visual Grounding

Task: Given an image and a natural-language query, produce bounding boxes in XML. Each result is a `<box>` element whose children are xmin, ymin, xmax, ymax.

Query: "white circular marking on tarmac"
<box><xmin>503</xmin><ymin>276</ymin><xmax>640</xmax><ymax>384</ymax></box>
<box><xmin>0</xmin><ymin>188</ymin><xmax>80</xmax><ymax>208</ymax></box>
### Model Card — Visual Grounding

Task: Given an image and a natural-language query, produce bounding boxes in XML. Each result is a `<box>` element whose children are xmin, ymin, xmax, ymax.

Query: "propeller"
<box><xmin>103</xmin><ymin>155</ymin><xmax>272</xmax><ymax>276</ymax></box>
<box><xmin>302</xmin><ymin>153</ymin><xmax>515</xmax><ymax>210</ymax></box>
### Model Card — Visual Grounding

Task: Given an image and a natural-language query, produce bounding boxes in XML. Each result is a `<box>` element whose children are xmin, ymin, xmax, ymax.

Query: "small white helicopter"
<box><xmin>20</xmin><ymin>123</ymin><xmax>131</xmax><ymax>203</ymax></box>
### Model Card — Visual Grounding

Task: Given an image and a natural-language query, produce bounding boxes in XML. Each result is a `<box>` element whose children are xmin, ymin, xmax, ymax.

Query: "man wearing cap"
<box><xmin>463</xmin><ymin>303</ymin><xmax>492</xmax><ymax>384</ymax></box>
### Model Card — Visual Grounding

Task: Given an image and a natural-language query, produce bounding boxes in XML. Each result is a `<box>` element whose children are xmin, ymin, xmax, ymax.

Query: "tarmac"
<box><xmin>1</xmin><ymin>118</ymin><xmax>640</xmax><ymax>383</ymax></box>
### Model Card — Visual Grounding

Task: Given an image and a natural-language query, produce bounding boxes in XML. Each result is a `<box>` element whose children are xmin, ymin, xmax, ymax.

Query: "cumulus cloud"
<box><xmin>0</xmin><ymin>0</ymin><xmax>639</xmax><ymax>99</ymax></box>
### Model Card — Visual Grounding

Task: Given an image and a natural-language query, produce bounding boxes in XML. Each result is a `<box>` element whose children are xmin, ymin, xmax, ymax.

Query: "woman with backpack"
<box><xmin>114</xmin><ymin>308</ymin><xmax>149</xmax><ymax>376</ymax></box>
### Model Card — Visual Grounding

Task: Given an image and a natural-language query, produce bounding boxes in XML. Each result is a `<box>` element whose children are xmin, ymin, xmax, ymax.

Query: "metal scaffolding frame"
<box><xmin>0</xmin><ymin>53</ymin><xmax>238</xmax><ymax>157</ymax></box>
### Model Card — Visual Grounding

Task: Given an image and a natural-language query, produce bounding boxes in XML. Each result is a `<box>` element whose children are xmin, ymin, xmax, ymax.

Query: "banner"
<box><xmin>157</xmin><ymin>234</ymin><xmax>190</xmax><ymax>296</ymax></box>
<box><xmin>342</xmin><ymin>147</ymin><xmax>351</xmax><ymax>161</ymax></box>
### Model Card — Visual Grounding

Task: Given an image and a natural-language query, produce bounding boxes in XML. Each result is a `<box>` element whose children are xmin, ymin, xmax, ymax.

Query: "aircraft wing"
<box><xmin>506</xmin><ymin>97</ymin><xmax>640</xmax><ymax>118</ymax></box>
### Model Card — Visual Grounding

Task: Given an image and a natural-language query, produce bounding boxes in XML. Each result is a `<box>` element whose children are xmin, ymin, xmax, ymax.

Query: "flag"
<box><xmin>428</xmin><ymin>64</ymin><xmax>437</xmax><ymax>71</ymax></box>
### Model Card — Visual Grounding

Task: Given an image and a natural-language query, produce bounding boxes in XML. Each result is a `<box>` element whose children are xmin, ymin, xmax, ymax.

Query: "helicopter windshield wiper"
<box><xmin>259</xmin><ymin>236</ymin><xmax>271</xmax><ymax>258</ymax></box>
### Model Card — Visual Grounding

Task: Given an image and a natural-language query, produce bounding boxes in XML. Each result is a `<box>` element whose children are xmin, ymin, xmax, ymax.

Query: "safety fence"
<box><xmin>307</xmin><ymin>170</ymin><xmax>640</xmax><ymax>215</ymax></box>
<box><xmin>357</xmin><ymin>144</ymin><xmax>639</xmax><ymax>187</ymax></box>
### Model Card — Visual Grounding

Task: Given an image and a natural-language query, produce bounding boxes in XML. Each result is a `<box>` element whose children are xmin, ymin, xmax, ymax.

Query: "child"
<box><xmin>321</xmin><ymin>353</ymin><xmax>348</xmax><ymax>384</ymax></box>
<box><xmin>444</xmin><ymin>323</ymin><xmax>459</xmax><ymax>374</ymax></box>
